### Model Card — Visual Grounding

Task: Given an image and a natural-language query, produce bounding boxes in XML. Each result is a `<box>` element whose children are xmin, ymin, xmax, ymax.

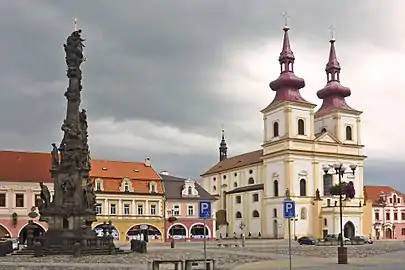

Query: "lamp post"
<box><xmin>239</xmin><ymin>221</ymin><xmax>246</xmax><ymax>247</ymax></box>
<box><xmin>167</xmin><ymin>209</ymin><xmax>177</xmax><ymax>249</ymax></box>
<box><xmin>322</xmin><ymin>163</ymin><xmax>357</xmax><ymax>265</ymax></box>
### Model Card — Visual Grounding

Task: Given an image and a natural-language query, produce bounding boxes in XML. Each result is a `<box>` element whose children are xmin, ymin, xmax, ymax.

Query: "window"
<box><xmin>300</xmin><ymin>207</ymin><xmax>307</xmax><ymax>220</ymax></box>
<box><xmin>96</xmin><ymin>182</ymin><xmax>101</xmax><ymax>191</ymax></box>
<box><xmin>248</xmin><ymin>178</ymin><xmax>255</xmax><ymax>185</ymax></box>
<box><xmin>402</xmin><ymin>228</ymin><xmax>405</xmax><ymax>236</ymax></box>
<box><xmin>390</xmin><ymin>198</ymin><xmax>393</xmax><ymax>204</ymax></box>
<box><xmin>402</xmin><ymin>213</ymin><xmax>405</xmax><ymax>220</ymax></box>
<box><xmin>223</xmin><ymin>175</ymin><xmax>226</xmax><ymax>179</ymax></box>
<box><xmin>236</xmin><ymin>196</ymin><xmax>241</xmax><ymax>204</ymax></box>
<box><xmin>324</xmin><ymin>218</ymin><xmax>327</xmax><ymax>226</ymax></box>
<box><xmin>137</xmin><ymin>204</ymin><xmax>144</xmax><ymax>215</ymax></box>
<box><xmin>323</xmin><ymin>174</ymin><xmax>333</xmax><ymax>196</ymax></box>
<box><xmin>273</xmin><ymin>209</ymin><xmax>277</xmax><ymax>218</ymax></box>
<box><xmin>273</xmin><ymin>180</ymin><xmax>279</xmax><ymax>197</ymax></box>
<box><xmin>345</xmin><ymin>126</ymin><xmax>352</xmax><ymax>140</ymax></box>
<box><xmin>386</xmin><ymin>212</ymin><xmax>390</xmax><ymax>220</ymax></box>
<box><xmin>273</xmin><ymin>122</ymin><xmax>279</xmax><ymax>137</ymax></box>
<box><xmin>235</xmin><ymin>211</ymin><xmax>242</xmax><ymax>219</ymax></box>
<box><xmin>124</xmin><ymin>182</ymin><xmax>130</xmax><ymax>192</ymax></box>
<box><xmin>298</xmin><ymin>119</ymin><xmax>305</xmax><ymax>135</ymax></box>
<box><xmin>173</xmin><ymin>205</ymin><xmax>180</xmax><ymax>216</ymax></box>
<box><xmin>299</xmin><ymin>179</ymin><xmax>307</xmax><ymax>196</ymax></box>
<box><xmin>234</xmin><ymin>182</ymin><xmax>238</xmax><ymax>188</ymax></box>
<box><xmin>15</xmin><ymin>194</ymin><xmax>24</xmax><ymax>207</ymax></box>
<box><xmin>96</xmin><ymin>204</ymin><xmax>102</xmax><ymax>214</ymax></box>
<box><xmin>398</xmin><ymin>198</ymin><xmax>401</xmax><ymax>204</ymax></box>
<box><xmin>234</xmin><ymin>172</ymin><xmax>237</xmax><ymax>177</ymax></box>
<box><xmin>252</xmin><ymin>194</ymin><xmax>259</xmax><ymax>202</ymax></box>
<box><xmin>394</xmin><ymin>212</ymin><xmax>398</xmax><ymax>220</ymax></box>
<box><xmin>150</xmin><ymin>183</ymin><xmax>157</xmax><ymax>193</ymax></box>
<box><xmin>375</xmin><ymin>212</ymin><xmax>380</xmax><ymax>220</ymax></box>
<box><xmin>249</xmin><ymin>169</ymin><xmax>253</xmax><ymax>174</ymax></box>
<box><xmin>252</xmin><ymin>210</ymin><xmax>260</xmax><ymax>218</ymax></box>
<box><xmin>394</xmin><ymin>195</ymin><xmax>397</xmax><ymax>204</ymax></box>
<box><xmin>188</xmin><ymin>186</ymin><xmax>192</xmax><ymax>195</ymax></box>
<box><xmin>327</xmin><ymin>199</ymin><xmax>331</xmax><ymax>207</ymax></box>
<box><xmin>110</xmin><ymin>204</ymin><xmax>116</xmax><ymax>215</ymax></box>
<box><xmin>0</xmin><ymin>194</ymin><xmax>5</xmax><ymax>207</ymax></box>
<box><xmin>124</xmin><ymin>204</ymin><xmax>130</xmax><ymax>215</ymax></box>
<box><xmin>35</xmin><ymin>194</ymin><xmax>42</xmax><ymax>207</ymax></box>
<box><xmin>213</xmin><ymin>186</ymin><xmax>217</xmax><ymax>191</ymax></box>
<box><xmin>188</xmin><ymin>205</ymin><xmax>194</xmax><ymax>216</ymax></box>
<box><xmin>150</xmin><ymin>205</ymin><xmax>157</xmax><ymax>215</ymax></box>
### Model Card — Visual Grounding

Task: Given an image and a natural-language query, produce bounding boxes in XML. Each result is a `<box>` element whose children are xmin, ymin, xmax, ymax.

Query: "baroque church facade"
<box><xmin>201</xmin><ymin>25</ymin><xmax>366</xmax><ymax>239</ymax></box>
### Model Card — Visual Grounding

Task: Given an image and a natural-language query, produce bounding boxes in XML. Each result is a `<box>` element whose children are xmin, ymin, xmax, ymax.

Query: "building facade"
<box><xmin>364</xmin><ymin>185</ymin><xmax>405</xmax><ymax>240</ymax></box>
<box><xmin>0</xmin><ymin>151</ymin><xmax>165</xmax><ymax>243</ymax></box>
<box><xmin>160</xmin><ymin>172</ymin><xmax>216</xmax><ymax>241</ymax></box>
<box><xmin>201</xmin><ymin>25</ymin><xmax>366</xmax><ymax>239</ymax></box>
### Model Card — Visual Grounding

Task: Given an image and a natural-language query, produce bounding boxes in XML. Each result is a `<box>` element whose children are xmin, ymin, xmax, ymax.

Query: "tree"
<box><xmin>329</xmin><ymin>181</ymin><xmax>355</xmax><ymax>199</ymax></box>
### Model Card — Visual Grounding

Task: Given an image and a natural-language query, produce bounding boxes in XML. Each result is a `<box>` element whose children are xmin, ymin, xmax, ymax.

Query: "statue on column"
<box><xmin>51</xmin><ymin>143</ymin><xmax>59</xmax><ymax>168</ymax></box>
<box><xmin>39</xmin><ymin>182</ymin><xmax>51</xmax><ymax>209</ymax></box>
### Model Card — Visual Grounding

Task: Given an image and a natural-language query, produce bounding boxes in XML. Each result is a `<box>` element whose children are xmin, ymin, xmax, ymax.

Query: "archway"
<box><xmin>93</xmin><ymin>224</ymin><xmax>120</xmax><ymax>240</ymax></box>
<box><xmin>273</xmin><ymin>220</ymin><xmax>278</xmax><ymax>239</ymax></box>
<box><xmin>189</xmin><ymin>223</ymin><xmax>210</xmax><ymax>239</ymax></box>
<box><xmin>385</xmin><ymin>228</ymin><xmax>393</xmax><ymax>239</ymax></box>
<box><xmin>0</xmin><ymin>224</ymin><xmax>11</xmax><ymax>238</ymax></box>
<box><xmin>127</xmin><ymin>224</ymin><xmax>162</xmax><ymax>241</ymax></box>
<box><xmin>168</xmin><ymin>224</ymin><xmax>187</xmax><ymax>239</ymax></box>
<box><xmin>343</xmin><ymin>221</ymin><xmax>355</xmax><ymax>239</ymax></box>
<box><xmin>19</xmin><ymin>223</ymin><xmax>45</xmax><ymax>244</ymax></box>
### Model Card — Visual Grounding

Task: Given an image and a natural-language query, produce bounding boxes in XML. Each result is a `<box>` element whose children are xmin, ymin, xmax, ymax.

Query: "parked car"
<box><xmin>298</xmin><ymin>236</ymin><xmax>318</xmax><ymax>245</ymax></box>
<box><xmin>352</xmin><ymin>236</ymin><xmax>373</xmax><ymax>244</ymax></box>
<box><xmin>325</xmin><ymin>234</ymin><xmax>350</xmax><ymax>244</ymax></box>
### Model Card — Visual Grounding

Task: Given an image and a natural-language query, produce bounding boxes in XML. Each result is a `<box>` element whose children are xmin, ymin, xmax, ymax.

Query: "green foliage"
<box><xmin>329</xmin><ymin>181</ymin><xmax>355</xmax><ymax>199</ymax></box>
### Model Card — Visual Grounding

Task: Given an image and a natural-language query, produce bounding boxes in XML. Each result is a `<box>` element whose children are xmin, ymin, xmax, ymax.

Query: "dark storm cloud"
<box><xmin>0</xmin><ymin>0</ymin><xmax>400</xmax><ymax>181</ymax></box>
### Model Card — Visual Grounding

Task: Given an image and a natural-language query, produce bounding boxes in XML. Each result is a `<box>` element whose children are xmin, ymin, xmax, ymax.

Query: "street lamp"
<box><xmin>322</xmin><ymin>162</ymin><xmax>357</xmax><ymax>265</ymax></box>
<box><xmin>167</xmin><ymin>209</ymin><xmax>177</xmax><ymax>249</ymax></box>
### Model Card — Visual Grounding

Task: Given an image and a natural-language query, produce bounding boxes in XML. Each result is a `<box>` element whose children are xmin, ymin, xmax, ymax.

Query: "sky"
<box><xmin>1</xmin><ymin>1</ymin><xmax>405</xmax><ymax>190</ymax></box>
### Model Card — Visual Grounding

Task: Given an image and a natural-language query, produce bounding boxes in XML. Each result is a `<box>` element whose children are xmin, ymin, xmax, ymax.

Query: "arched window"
<box><xmin>273</xmin><ymin>122</ymin><xmax>279</xmax><ymax>137</ymax></box>
<box><xmin>324</xmin><ymin>218</ymin><xmax>328</xmax><ymax>226</ymax></box>
<box><xmin>299</xmin><ymin>179</ymin><xmax>307</xmax><ymax>196</ymax></box>
<box><xmin>124</xmin><ymin>182</ymin><xmax>129</xmax><ymax>192</ymax></box>
<box><xmin>298</xmin><ymin>119</ymin><xmax>305</xmax><ymax>135</ymax></box>
<box><xmin>235</xmin><ymin>211</ymin><xmax>242</xmax><ymax>219</ymax></box>
<box><xmin>252</xmin><ymin>194</ymin><xmax>259</xmax><ymax>202</ymax></box>
<box><xmin>273</xmin><ymin>180</ymin><xmax>279</xmax><ymax>197</ymax></box>
<box><xmin>345</xmin><ymin>126</ymin><xmax>352</xmax><ymax>140</ymax></box>
<box><xmin>188</xmin><ymin>186</ymin><xmax>192</xmax><ymax>195</ymax></box>
<box><xmin>273</xmin><ymin>208</ymin><xmax>277</xmax><ymax>218</ymax></box>
<box><xmin>300</xmin><ymin>207</ymin><xmax>307</xmax><ymax>220</ymax></box>
<box><xmin>323</xmin><ymin>174</ymin><xmax>333</xmax><ymax>196</ymax></box>
<box><xmin>394</xmin><ymin>195</ymin><xmax>397</xmax><ymax>204</ymax></box>
<box><xmin>234</xmin><ymin>182</ymin><xmax>238</xmax><ymax>188</ymax></box>
<box><xmin>252</xmin><ymin>210</ymin><xmax>260</xmax><ymax>218</ymax></box>
<box><xmin>213</xmin><ymin>186</ymin><xmax>216</xmax><ymax>191</ymax></box>
<box><xmin>236</xmin><ymin>196</ymin><xmax>241</xmax><ymax>204</ymax></box>
<box><xmin>248</xmin><ymin>177</ymin><xmax>255</xmax><ymax>185</ymax></box>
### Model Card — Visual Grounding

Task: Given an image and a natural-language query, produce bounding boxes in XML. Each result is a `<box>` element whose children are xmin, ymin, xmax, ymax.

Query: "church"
<box><xmin>201</xmin><ymin>24</ymin><xmax>366</xmax><ymax>239</ymax></box>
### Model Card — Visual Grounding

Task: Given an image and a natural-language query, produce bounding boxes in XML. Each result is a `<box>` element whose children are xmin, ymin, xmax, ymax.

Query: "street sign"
<box><xmin>283</xmin><ymin>199</ymin><xmax>295</xmax><ymax>219</ymax></box>
<box><xmin>199</xmin><ymin>201</ymin><xmax>211</xmax><ymax>219</ymax></box>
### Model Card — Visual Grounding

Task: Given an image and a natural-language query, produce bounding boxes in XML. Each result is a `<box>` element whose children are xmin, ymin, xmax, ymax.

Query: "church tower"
<box><xmin>219</xmin><ymin>129</ymin><xmax>227</xmax><ymax>161</ymax></box>
<box><xmin>262</xmin><ymin>24</ymin><xmax>316</xmax><ymax>146</ymax></box>
<box><xmin>314</xmin><ymin>36</ymin><xmax>362</xmax><ymax>144</ymax></box>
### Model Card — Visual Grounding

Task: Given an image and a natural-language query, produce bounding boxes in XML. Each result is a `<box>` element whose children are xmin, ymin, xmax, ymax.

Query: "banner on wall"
<box><xmin>94</xmin><ymin>228</ymin><xmax>119</xmax><ymax>240</ymax></box>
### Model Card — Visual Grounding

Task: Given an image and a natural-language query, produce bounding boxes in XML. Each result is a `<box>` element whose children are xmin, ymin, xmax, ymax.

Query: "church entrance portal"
<box><xmin>343</xmin><ymin>221</ymin><xmax>355</xmax><ymax>239</ymax></box>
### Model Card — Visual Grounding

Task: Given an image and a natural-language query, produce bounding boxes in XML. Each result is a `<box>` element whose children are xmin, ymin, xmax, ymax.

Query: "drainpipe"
<box><xmin>163</xmin><ymin>197</ymin><xmax>167</xmax><ymax>242</ymax></box>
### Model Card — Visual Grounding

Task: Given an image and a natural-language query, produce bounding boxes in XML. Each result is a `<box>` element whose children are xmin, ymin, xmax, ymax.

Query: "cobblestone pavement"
<box><xmin>0</xmin><ymin>240</ymin><xmax>403</xmax><ymax>269</ymax></box>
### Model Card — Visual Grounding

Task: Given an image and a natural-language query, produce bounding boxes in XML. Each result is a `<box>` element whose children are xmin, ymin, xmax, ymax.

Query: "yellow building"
<box><xmin>201</xmin><ymin>25</ymin><xmax>366</xmax><ymax>239</ymax></box>
<box><xmin>92</xmin><ymin>157</ymin><xmax>165</xmax><ymax>243</ymax></box>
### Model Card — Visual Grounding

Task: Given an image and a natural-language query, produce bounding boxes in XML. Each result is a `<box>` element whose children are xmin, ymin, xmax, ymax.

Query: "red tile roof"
<box><xmin>0</xmin><ymin>150</ymin><xmax>163</xmax><ymax>194</ymax></box>
<box><xmin>364</xmin><ymin>185</ymin><xmax>403</xmax><ymax>204</ymax></box>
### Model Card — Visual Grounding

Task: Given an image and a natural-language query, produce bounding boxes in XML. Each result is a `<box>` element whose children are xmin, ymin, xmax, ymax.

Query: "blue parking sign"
<box><xmin>199</xmin><ymin>201</ymin><xmax>211</xmax><ymax>219</ymax></box>
<box><xmin>283</xmin><ymin>199</ymin><xmax>295</xmax><ymax>218</ymax></box>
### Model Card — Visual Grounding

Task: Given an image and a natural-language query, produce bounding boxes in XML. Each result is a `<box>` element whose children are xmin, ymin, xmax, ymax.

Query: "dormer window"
<box><xmin>149</xmin><ymin>182</ymin><xmax>157</xmax><ymax>194</ymax></box>
<box><xmin>188</xmin><ymin>186</ymin><xmax>192</xmax><ymax>195</ymax></box>
<box><xmin>95</xmin><ymin>179</ymin><xmax>104</xmax><ymax>191</ymax></box>
<box><xmin>120</xmin><ymin>178</ymin><xmax>133</xmax><ymax>193</ymax></box>
<box><xmin>181</xmin><ymin>179</ymin><xmax>199</xmax><ymax>197</ymax></box>
<box><xmin>124</xmin><ymin>182</ymin><xmax>130</xmax><ymax>192</ymax></box>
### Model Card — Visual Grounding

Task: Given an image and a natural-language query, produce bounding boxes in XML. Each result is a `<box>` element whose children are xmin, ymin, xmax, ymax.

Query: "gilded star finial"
<box><xmin>329</xmin><ymin>24</ymin><xmax>336</xmax><ymax>41</ymax></box>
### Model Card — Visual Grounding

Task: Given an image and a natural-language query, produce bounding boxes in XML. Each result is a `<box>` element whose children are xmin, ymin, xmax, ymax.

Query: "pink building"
<box><xmin>160</xmin><ymin>172</ymin><xmax>216</xmax><ymax>242</ymax></box>
<box><xmin>365</xmin><ymin>185</ymin><xmax>405</xmax><ymax>240</ymax></box>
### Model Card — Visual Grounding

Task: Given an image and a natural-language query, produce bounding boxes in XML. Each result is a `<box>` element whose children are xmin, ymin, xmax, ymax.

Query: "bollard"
<box><xmin>73</xmin><ymin>242</ymin><xmax>81</xmax><ymax>258</ymax></box>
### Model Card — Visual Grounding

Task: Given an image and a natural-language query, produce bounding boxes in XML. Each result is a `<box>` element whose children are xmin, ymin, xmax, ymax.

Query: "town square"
<box><xmin>1</xmin><ymin>0</ymin><xmax>405</xmax><ymax>269</ymax></box>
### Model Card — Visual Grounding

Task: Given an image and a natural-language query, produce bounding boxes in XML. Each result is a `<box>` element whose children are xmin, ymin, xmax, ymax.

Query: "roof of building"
<box><xmin>160</xmin><ymin>173</ymin><xmax>215</xmax><ymax>200</ymax></box>
<box><xmin>201</xmin><ymin>149</ymin><xmax>263</xmax><ymax>176</ymax></box>
<box><xmin>0</xmin><ymin>150</ymin><xmax>163</xmax><ymax>194</ymax></box>
<box><xmin>364</xmin><ymin>185</ymin><xmax>403</xmax><ymax>204</ymax></box>
<box><xmin>226</xmin><ymin>183</ymin><xmax>264</xmax><ymax>195</ymax></box>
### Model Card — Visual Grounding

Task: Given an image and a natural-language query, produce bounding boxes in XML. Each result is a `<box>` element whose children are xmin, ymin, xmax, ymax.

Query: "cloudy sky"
<box><xmin>1</xmin><ymin>1</ymin><xmax>405</xmax><ymax>190</ymax></box>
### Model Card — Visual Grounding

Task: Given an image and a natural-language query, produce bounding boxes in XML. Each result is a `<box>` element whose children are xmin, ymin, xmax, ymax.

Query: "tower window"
<box><xmin>273</xmin><ymin>122</ymin><xmax>279</xmax><ymax>137</ymax></box>
<box><xmin>248</xmin><ymin>178</ymin><xmax>255</xmax><ymax>185</ymax></box>
<box><xmin>345</xmin><ymin>126</ymin><xmax>353</xmax><ymax>140</ymax></box>
<box><xmin>252</xmin><ymin>210</ymin><xmax>260</xmax><ymax>218</ymax></box>
<box><xmin>236</xmin><ymin>196</ymin><xmax>241</xmax><ymax>204</ymax></box>
<box><xmin>299</xmin><ymin>179</ymin><xmax>307</xmax><ymax>196</ymax></box>
<box><xmin>235</xmin><ymin>211</ymin><xmax>242</xmax><ymax>219</ymax></box>
<box><xmin>273</xmin><ymin>180</ymin><xmax>279</xmax><ymax>197</ymax></box>
<box><xmin>297</xmin><ymin>119</ymin><xmax>305</xmax><ymax>135</ymax></box>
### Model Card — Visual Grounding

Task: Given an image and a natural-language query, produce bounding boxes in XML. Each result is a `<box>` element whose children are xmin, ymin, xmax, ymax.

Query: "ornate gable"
<box><xmin>119</xmin><ymin>177</ymin><xmax>134</xmax><ymax>192</ymax></box>
<box><xmin>181</xmin><ymin>178</ymin><xmax>199</xmax><ymax>197</ymax></box>
<box><xmin>314</xmin><ymin>131</ymin><xmax>340</xmax><ymax>144</ymax></box>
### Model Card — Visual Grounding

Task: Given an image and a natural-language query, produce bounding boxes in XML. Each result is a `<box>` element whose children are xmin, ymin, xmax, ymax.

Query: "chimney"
<box><xmin>161</xmin><ymin>171</ymin><xmax>169</xmax><ymax>175</ymax></box>
<box><xmin>144</xmin><ymin>157</ymin><xmax>151</xmax><ymax>167</ymax></box>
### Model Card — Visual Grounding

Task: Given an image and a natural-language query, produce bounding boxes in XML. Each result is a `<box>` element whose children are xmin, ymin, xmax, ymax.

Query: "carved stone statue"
<box><xmin>39</xmin><ymin>182</ymin><xmax>51</xmax><ymax>208</ymax></box>
<box><xmin>84</xmin><ymin>184</ymin><xmax>95</xmax><ymax>210</ymax></box>
<box><xmin>51</xmin><ymin>143</ymin><xmax>59</xmax><ymax>168</ymax></box>
<box><xmin>285</xmin><ymin>188</ymin><xmax>290</xmax><ymax>198</ymax></box>
<box><xmin>315</xmin><ymin>189</ymin><xmax>321</xmax><ymax>201</ymax></box>
<box><xmin>61</xmin><ymin>174</ymin><xmax>75</xmax><ymax>197</ymax></box>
